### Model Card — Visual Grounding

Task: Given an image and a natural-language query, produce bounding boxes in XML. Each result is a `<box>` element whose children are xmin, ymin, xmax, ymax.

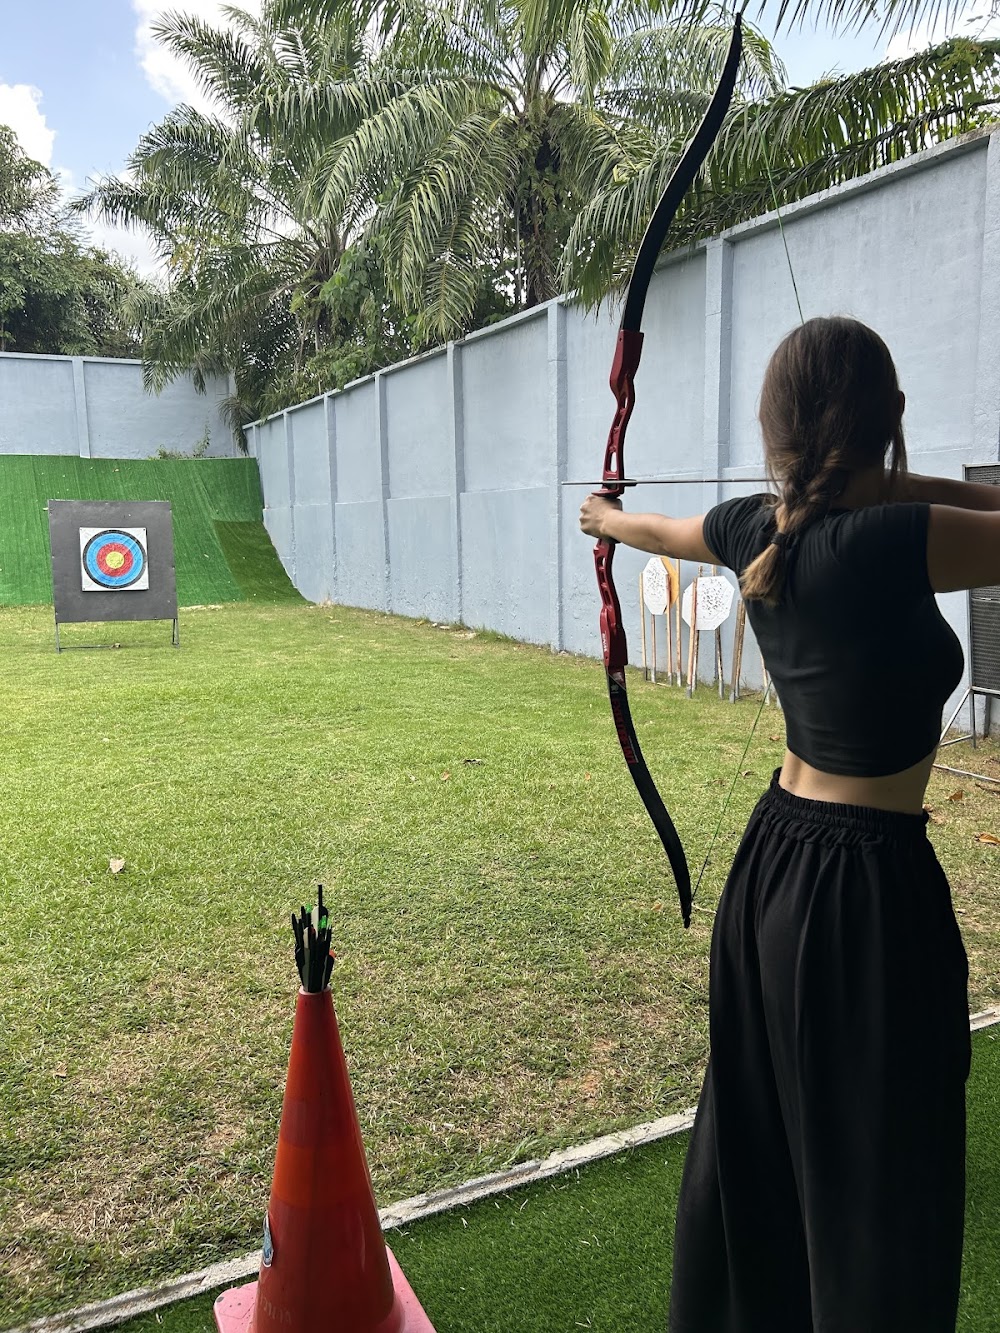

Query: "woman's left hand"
<box><xmin>580</xmin><ymin>494</ymin><xmax>622</xmax><ymax>539</ymax></box>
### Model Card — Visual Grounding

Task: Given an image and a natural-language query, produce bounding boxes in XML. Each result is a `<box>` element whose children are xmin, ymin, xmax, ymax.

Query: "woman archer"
<box><xmin>579</xmin><ymin>315</ymin><xmax>990</xmax><ymax>1332</ymax></box>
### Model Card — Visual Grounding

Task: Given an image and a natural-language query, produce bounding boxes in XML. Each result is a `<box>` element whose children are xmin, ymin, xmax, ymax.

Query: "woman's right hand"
<box><xmin>579</xmin><ymin>494</ymin><xmax>623</xmax><ymax>539</ymax></box>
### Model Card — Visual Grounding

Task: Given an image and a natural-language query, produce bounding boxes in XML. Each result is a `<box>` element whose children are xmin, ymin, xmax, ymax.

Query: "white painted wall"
<box><xmin>248</xmin><ymin>128</ymin><xmax>1000</xmax><ymax>711</ymax></box>
<box><xmin>0</xmin><ymin>353</ymin><xmax>237</xmax><ymax>459</ymax></box>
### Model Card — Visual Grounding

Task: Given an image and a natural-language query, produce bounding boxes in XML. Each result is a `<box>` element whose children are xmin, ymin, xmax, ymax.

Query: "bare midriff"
<box><xmin>779</xmin><ymin>748</ymin><xmax>936</xmax><ymax>815</ymax></box>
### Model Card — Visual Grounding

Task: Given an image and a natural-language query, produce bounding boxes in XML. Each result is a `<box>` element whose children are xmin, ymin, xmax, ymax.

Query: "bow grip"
<box><xmin>594</xmin><ymin>537</ymin><xmax>627</xmax><ymax>671</ymax></box>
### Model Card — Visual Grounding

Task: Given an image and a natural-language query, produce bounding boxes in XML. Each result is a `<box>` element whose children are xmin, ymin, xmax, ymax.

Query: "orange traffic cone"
<box><xmin>214</xmin><ymin>987</ymin><xmax>435</xmax><ymax>1333</ymax></box>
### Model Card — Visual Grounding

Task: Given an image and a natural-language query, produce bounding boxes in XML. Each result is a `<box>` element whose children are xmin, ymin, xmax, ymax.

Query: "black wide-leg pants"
<box><xmin>668</xmin><ymin>774</ymin><xmax>971</xmax><ymax>1333</ymax></box>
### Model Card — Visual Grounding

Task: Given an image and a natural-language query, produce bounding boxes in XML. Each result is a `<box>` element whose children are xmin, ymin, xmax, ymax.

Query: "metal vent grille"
<box><xmin>965</xmin><ymin>466</ymin><xmax>1000</xmax><ymax>693</ymax></box>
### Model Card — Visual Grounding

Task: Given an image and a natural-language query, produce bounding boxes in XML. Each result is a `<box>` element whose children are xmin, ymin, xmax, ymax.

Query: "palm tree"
<box><xmin>79</xmin><ymin>0</ymin><xmax>998</xmax><ymax>422</ymax></box>
<box><xmin>309</xmin><ymin>0</ymin><xmax>998</xmax><ymax>335</ymax></box>
<box><xmin>78</xmin><ymin>1</ymin><xmax>405</xmax><ymax>432</ymax></box>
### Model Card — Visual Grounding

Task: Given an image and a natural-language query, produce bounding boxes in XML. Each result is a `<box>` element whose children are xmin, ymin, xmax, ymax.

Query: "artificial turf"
<box><xmin>110</xmin><ymin>1025</ymin><xmax>1000</xmax><ymax>1333</ymax></box>
<box><xmin>0</xmin><ymin>456</ymin><xmax>300</xmax><ymax>606</ymax></box>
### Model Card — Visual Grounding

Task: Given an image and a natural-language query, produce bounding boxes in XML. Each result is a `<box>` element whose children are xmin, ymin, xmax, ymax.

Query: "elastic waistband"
<box><xmin>760</xmin><ymin>769</ymin><xmax>929</xmax><ymax>841</ymax></box>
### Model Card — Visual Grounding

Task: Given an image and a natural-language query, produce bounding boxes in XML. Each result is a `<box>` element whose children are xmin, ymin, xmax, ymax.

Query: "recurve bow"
<box><xmin>593</xmin><ymin>13</ymin><xmax>746</xmax><ymax>929</ymax></box>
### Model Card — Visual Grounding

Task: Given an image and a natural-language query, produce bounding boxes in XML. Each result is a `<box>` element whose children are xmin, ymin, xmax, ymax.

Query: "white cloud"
<box><xmin>132</xmin><ymin>0</ymin><xmax>262</xmax><ymax>111</ymax></box>
<box><xmin>884</xmin><ymin>0</ymin><xmax>1000</xmax><ymax>58</ymax></box>
<box><xmin>0</xmin><ymin>82</ymin><xmax>56</xmax><ymax>166</ymax></box>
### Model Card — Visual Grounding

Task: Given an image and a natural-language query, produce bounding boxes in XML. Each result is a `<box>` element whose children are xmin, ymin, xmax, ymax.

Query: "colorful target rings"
<box><xmin>82</xmin><ymin>529</ymin><xmax>148</xmax><ymax>589</ymax></box>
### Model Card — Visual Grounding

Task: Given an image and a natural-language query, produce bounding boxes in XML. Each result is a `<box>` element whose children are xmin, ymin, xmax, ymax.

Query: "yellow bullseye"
<box><xmin>104</xmin><ymin>550</ymin><xmax>126</xmax><ymax>571</ymax></box>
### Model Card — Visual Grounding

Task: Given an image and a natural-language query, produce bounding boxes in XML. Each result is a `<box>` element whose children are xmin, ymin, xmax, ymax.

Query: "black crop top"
<box><xmin>703</xmin><ymin>495</ymin><xmax>964</xmax><ymax>777</ymax></box>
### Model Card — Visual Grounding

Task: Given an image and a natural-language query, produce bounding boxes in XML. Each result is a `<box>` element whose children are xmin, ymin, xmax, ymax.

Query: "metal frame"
<box><xmin>54</xmin><ymin>618</ymin><xmax>180</xmax><ymax>653</ymax></box>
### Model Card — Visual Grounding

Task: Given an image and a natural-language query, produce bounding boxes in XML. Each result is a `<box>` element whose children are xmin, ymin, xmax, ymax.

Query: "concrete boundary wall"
<box><xmin>0</xmin><ymin>353</ymin><xmax>237</xmax><ymax>459</ymax></box>
<box><xmin>249</xmin><ymin>128</ymin><xmax>1000</xmax><ymax>709</ymax></box>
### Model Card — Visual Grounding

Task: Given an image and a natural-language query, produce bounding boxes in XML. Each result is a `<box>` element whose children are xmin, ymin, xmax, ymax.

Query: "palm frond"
<box><xmin>150</xmin><ymin>10</ymin><xmax>269</xmax><ymax>109</ymax></box>
<box><xmin>562</xmin><ymin>32</ymin><xmax>1000</xmax><ymax>305</ymax></box>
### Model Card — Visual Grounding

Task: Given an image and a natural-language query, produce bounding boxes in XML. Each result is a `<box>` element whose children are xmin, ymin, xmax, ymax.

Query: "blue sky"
<box><xmin>0</xmin><ymin>1</ymin><xmax>993</xmax><ymax>272</ymax></box>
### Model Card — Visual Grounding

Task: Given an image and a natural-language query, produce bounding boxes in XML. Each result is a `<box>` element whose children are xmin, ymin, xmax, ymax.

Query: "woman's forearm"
<box><xmin>903</xmin><ymin>472</ymin><xmax>1000</xmax><ymax>511</ymax></box>
<box><xmin>597</xmin><ymin>509</ymin><xmax>675</xmax><ymax>553</ymax></box>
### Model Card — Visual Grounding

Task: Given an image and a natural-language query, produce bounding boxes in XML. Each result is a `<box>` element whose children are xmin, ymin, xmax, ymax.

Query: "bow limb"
<box><xmin>594</xmin><ymin>14</ymin><xmax>745</xmax><ymax>929</ymax></box>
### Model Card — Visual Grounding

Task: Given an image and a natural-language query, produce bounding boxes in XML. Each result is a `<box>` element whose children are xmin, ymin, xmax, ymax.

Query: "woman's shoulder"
<box><xmin>703</xmin><ymin>492</ymin><xmax>775</xmax><ymax>571</ymax></box>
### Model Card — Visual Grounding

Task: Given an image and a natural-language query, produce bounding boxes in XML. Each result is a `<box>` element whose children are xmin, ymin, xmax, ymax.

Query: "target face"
<box><xmin>681</xmin><ymin>574</ymin><xmax>735</xmax><ymax>630</ymax></box>
<box><xmin>642</xmin><ymin>558</ymin><xmax>669</xmax><ymax>615</ymax></box>
<box><xmin>80</xmin><ymin>527</ymin><xmax>149</xmax><ymax>592</ymax></box>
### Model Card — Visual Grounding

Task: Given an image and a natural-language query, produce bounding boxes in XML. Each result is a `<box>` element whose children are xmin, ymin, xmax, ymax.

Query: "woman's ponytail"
<box><xmin>740</xmin><ymin>317</ymin><xmax>907</xmax><ymax>606</ymax></box>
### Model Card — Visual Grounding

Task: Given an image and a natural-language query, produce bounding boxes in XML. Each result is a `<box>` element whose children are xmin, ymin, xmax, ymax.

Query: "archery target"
<box><xmin>642</xmin><ymin>557</ymin><xmax>669</xmax><ymax>614</ymax></box>
<box><xmin>80</xmin><ymin>527</ymin><xmax>149</xmax><ymax>592</ymax></box>
<box><xmin>681</xmin><ymin>574</ymin><xmax>735</xmax><ymax>630</ymax></box>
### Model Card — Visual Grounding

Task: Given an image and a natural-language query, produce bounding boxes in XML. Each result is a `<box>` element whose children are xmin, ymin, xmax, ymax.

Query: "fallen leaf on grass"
<box><xmin>440</xmin><ymin>771</ymin><xmax>451</xmax><ymax>782</ymax></box>
<box><xmin>924</xmin><ymin>805</ymin><xmax>945</xmax><ymax>825</ymax></box>
<box><xmin>975</xmin><ymin>832</ymin><xmax>1000</xmax><ymax>845</ymax></box>
<box><xmin>109</xmin><ymin>858</ymin><xmax>125</xmax><ymax>874</ymax></box>
<box><xmin>462</xmin><ymin>758</ymin><xmax>484</xmax><ymax>766</ymax></box>
<box><xmin>975</xmin><ymin>782</ymin><xmax>1000</xmax><ymax>796</ymax></box>
<box><xmin>652</xmin><ymin>901</ymin><xmax>663</xmax><ymax>912</ymax></box>
<box><xmin>768</xmin><ymin>735</ymin><xmax>781</xmax><ymax>742</ymax></box>
<box><xmin>947</xmin><ymin>790</ymin><xmax>965</xmax><ymax>803</ymax></box>
<box><xmin>53</xmin><ymin>1065</ymin><xmax>67</xmax><ymax>1079</ymax></box>
<box><xmin>584</xmin><ymin>772</ymin><xmax>592</xmax><ymax>782</ymax></box>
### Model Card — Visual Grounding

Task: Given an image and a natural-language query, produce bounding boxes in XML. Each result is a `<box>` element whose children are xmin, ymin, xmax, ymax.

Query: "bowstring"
<box><xmin>765</xmin><ymin>136</ymin><xmax>805</xmax><ymax>324</ymax></box>
<box><xmin>691</xmin><ymin>83</ymin><xmax>803</xmax><ymax>907</ymax></box>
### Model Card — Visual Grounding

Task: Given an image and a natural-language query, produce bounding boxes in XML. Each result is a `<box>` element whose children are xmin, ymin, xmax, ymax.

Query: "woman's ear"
<box><xmin>898</xmin><ymin>390</ymin><xmax>906</xmax><ymax>416</ymax></box>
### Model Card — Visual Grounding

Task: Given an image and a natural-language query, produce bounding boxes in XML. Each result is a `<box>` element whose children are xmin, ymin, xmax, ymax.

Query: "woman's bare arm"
<box><xmin>927</xmin><ymin>505</ymin><xmax>1000</xmax><ymax>592</ymax></box>
<box><xmin>905</xmin><ymin>473</ymin><xmax>1000</xmax><ymax>512</ymax></box>
<box><xmin>579</xmin><ymin>496</ymin><xmax>717</xmax><ymax>562</ymax></box>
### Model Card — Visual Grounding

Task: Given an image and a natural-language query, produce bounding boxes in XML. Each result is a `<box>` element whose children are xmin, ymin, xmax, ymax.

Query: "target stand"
<box><xmin>48</xmin><ymin>501</ymin><xmax>180</xmax><ymax>652</ymax></box>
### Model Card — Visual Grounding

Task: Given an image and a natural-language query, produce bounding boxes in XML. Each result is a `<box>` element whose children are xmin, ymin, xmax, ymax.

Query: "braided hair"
<box><xmin>740</xmin><ymin>317</ymin><xmax>908</xmax><ymax>606</ymax></box>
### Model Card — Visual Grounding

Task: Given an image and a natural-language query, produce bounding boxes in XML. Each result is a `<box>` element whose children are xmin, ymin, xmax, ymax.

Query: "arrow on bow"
<box><xmin>594</xmin><ymin>12</ymin><xmax>746</xmax><ymax>930</ymax></box>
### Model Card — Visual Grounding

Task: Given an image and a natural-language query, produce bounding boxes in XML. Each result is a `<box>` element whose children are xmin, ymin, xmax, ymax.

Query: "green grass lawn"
<box><xmin>1</xmin><ymin>603</ymin><xmax>998</xmax><ymax>1325</ymax></box>
<box><xmin>109</xmin><ymin>1025</ymin><xmax>1000</xmax><ymax>1333</ymax></box>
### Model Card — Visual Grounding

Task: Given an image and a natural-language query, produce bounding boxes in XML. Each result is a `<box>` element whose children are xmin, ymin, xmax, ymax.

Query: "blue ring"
<box><xmin>83</xmin><ymin>530</ymin><xmax>147</xmax><ymax>589</ymax></box>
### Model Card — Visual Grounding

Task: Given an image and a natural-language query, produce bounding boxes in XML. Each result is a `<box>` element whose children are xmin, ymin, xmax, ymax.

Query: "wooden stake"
<box><xmin>674</xmin><ymin>560</ymin><xmax>682</xmax><ymax>687</ymax></box>
<box><xmin>716</xmin><ymin>627</ymin><xmax>725</xmax><ymax>698</ymax></box>
<box><xmin>651</xmin><ymin>610</ymin><xmax>658</xmax><ymax>683</ymax></box>
<box><xmin>687</xmin><ymin>573</ymin><xmax>699</xmax><ymax>696</ymax></box>
<box><xmin>639</xmin><ymin>572</ymin><xmax>648</xmax><ymax>681</ymax></box>
<box><xmin>730</xmin><ymin>599</ymin><xmax>746</xmax><ymax>702</ymax></box>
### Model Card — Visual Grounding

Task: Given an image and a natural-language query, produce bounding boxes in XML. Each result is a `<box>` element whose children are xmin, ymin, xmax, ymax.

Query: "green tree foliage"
<box><xmin>0</xmin><ymin>126</ymin><xmax>151</xmax><ymax>356</ymax></box>
<box><xmin>315</xmin><ymin>0</ymin><xmax>999</xmax><ymax>329</ymax></box>
<box><xmin>79</xmin><ymin>0</ymin><xmax>1000</xmax><ymax>424</ymax></box>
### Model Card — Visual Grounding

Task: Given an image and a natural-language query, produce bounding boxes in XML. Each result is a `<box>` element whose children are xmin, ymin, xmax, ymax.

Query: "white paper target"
<box><xmin>681</xmin><ymin>575</ymin><xmax>735</xmax><ymax>630</ymax></box>
<box><xmin>641</xmin><ymin>558</ymin><xmax>669</xmax><ymax>614</ymax></box>
<box><xmin>79</xmin><ymin>526</ymin><xmax>150</xmax><ymax>592</ymax></box>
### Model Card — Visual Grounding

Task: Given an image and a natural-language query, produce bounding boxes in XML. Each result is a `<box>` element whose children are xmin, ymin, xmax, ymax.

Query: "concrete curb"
<box><xmin>8</xmin><ymin>1007</ymin><xmax>999</xmax><ymax>1333</ymax></box>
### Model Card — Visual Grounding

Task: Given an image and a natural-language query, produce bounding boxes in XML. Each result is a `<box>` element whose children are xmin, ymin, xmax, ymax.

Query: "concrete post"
<box><xmin>375</xmin><ymin>372</ymin><xmax>391</xmax><ymax>612</ymax></box>
<box><xmin>548</xmin><ymin>302</ymin><xmax>568</xmax><ymax>651</ymax></box>
<box><xmin>973</xmin><ymin>132</ymin><xmax>1000</xmax><ymax>461</ymax></box>
<box><xmin>324</xmin><ymin>395</ymin><xmax>338</xmax><ymax>604</ymax></box>
<box><xmin>283</xmin><ymin>410</ymin><xmax>296</xmax><ymax>584</ymax></box>
<box><xmin>72</xmin><ymin>358</ymin><xmax>92</xmax><ymax>459</ymax></box>
<box><xmin>447</xmin><ymin>342</ymin><xmax>465</xmax><ymax>625</ymax></box>
<box><xmin>702</xmin><ymin>236</ymin><xmax>735</xmax><ymax>501</ymax></box>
